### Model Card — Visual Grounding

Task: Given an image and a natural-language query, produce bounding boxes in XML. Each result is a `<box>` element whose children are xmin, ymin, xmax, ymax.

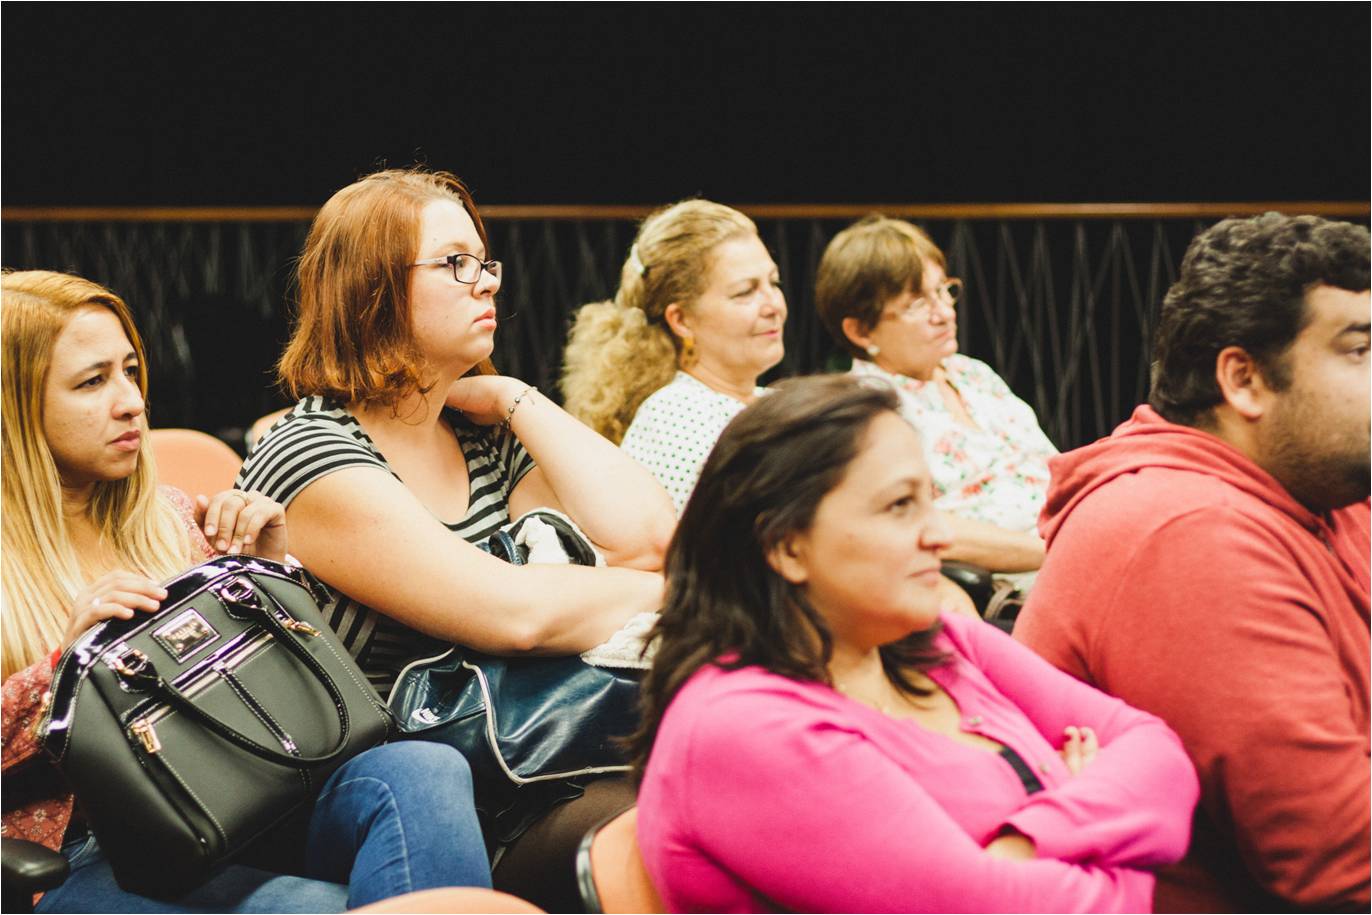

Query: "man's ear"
<box><xmin>663</xmin><ymin>303</ymin><xmax>691</xmax><ymax>341</ymax></box>
<box><xmin>841</xmin><ymin>316</ymin><xmax>873</xmax><ymax>353</ymax></box>
<box><xmin>765</xmin><ymin>533</ymin><xmax>810</xmax><ymax>586</ymax></box>
<box><xmin>1214</xmin><ymin>346</ymin><xmax>1274</xmax><ymax>421</ymax></box>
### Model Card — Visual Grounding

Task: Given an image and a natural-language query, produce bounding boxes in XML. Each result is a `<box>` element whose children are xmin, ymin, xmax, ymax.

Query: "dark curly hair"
<box><xmin>626</xmin><ymin>374</ymin><xmax>948</xmax><ymax>778</ymax></box>
<box><xmin>1150</xmin><ymin>213</ymin><xmax>1370</xmax><ymax>426</ymax></box>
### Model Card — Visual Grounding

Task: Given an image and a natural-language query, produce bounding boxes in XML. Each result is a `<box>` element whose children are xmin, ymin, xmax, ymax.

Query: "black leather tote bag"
<box><xmin>38</xmin><ymin>555</ymin><xmax>393</xmax><ymax>898</ymax></box>
<box><xmin>387</xmin><ymin>510</ymin><xmax>641</xmax><ymax>846</ymax></box>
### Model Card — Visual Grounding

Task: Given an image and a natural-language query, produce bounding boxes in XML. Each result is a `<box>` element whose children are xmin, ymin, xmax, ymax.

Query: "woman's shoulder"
<box><xmin>246</xmin><ymin>397</ymin><xmax>374</xmax><ymax>456</ymax></box>
<box><xmin>274</xmin><ymin>396</ymin><xmax>364</xmax><ymax>434</ymax></box>
<box><xmin>670</xmin><ymin>664</ymin><xmax>846</xmax><ymax>731</ymax></box>
<box><xmin>644</xmin><ymin>374</ymin><xmax>749</xmax><ymax>424</ymax></box>
<box><xmin>238</xmin><ymin>397</ymin><xmax>388</xmax><ymax>503</ymax></box>
<box><xmin>158</xmin><ymin>485</ymin><xmax>215</xmax><ymax>562</ymax></box>
<box><xmin>158</xmin><ymin>483</ymin><xmax>196</xmax><ymax>517</ymax></box>
<box><xmin>650</xmin><ymin>666</ymin><xmax>874</xmax><ymax>785</ymax></box>
<box><xmin>636</xmin><ymin>372</ymin><xmax>707</xmax><ymax>411</ymax></box>
<box><xmin>626</xmin><ymin>374</ymin><xmax>729</xmax><ymax>446</ymax></box>
<box><xmin>930</xmin><ymin>612</ymin><xmax>1021</xmax><ymax>670</ymax></box>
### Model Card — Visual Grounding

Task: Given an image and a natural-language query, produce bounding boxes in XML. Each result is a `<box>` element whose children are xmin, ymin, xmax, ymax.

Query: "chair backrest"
<box><xmin>351</xmin><ymin>887</ymin><xmax>544</xmax><ymax>913</ymax></box>
<box><xmin>149</xmin><ymin>428</ymin><xmax>242</xmax><ymax>500</ymax></box>
<box><xmin>575</xmin><ymin>806</ymin><xmax>666</xmax><ymax>914</ymax></box>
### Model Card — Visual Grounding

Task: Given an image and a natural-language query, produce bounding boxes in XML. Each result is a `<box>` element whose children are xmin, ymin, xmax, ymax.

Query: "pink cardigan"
<box><xmin>636</xmin><ymin>613</ymin><xmax>1198</xmax><ymax>913</ymax></box>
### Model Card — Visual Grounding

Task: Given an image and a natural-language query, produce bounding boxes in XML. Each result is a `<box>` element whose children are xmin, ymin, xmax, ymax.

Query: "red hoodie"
<box><xmin>1016</xmin><ymin>405</ymin><xmax>1370</xmax><ymax>913</ymax></box>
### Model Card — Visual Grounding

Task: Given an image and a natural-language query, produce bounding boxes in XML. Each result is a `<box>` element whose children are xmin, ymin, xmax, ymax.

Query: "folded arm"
<box><xmin>672</xmin><ymin>690</ymin><xmax>1154</xmax><ymax>913</ymax></box>
<box><xmin>286</xmin><ymin>466</ymin><xmax>663</xmax><ymax>655</ymax></box>
<box><xmin>448</xmin><ymin>377</ymin><xmax>675</xmax><ymax>570</ymax></box>
<box><xmin>941</xmin><ymin>514</ymin><xmax>1046</xmax><ymax>572</ymax></box>
<box><xmin>946</xmin><ymin>614</ymin><xmax>1199</xmax><ymax>868</ymax></box>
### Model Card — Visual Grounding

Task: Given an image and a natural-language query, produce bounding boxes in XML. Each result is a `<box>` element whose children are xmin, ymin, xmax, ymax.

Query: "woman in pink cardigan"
<box><xmin>628</xmin><ymin>375</ymin><xmax>1199</xmax><ymax>913</ymax></box>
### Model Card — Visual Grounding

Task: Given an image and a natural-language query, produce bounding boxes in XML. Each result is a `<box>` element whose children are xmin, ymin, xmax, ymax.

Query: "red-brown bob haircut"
<box><xmin>278</xmin><ymin>167</ymin><xmax>496</xmax><ymax>407</ymax></box>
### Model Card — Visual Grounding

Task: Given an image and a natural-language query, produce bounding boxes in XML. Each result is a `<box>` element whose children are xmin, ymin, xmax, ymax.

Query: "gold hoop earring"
<box><xmin>679</xmin><ymin>336</ymin><xmax>698</xmax><ymax>368</ymax></box>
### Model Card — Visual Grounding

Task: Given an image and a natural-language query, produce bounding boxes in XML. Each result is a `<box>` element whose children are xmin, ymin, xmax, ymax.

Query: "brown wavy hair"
<box><xmin>279</xmin><ymin>167</ymin><xmax>496</xmax><ymax>407</ymax></box>
<box><xmin>626</xmin><ymin>374</ymin><xmax>948</xmax><ymax>778</ymax></box>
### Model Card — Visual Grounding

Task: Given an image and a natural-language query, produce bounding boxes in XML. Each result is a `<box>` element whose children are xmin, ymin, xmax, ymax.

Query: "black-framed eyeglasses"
<box><xmin>411</xmin><ymin>253</ymin><xmax>503</xmax><ymax>285</ymax></box>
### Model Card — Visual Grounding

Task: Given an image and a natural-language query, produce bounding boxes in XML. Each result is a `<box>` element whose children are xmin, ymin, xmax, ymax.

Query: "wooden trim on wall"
<box><xmin>3</xmin><ymin>201</ymin><xmax>1368</xmax><ymax>222</ymax></box>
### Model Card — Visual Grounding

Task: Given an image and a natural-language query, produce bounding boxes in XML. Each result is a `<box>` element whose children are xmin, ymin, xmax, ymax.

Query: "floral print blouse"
<box><xmin>850</xmin><ymin>356</ymin><xmax>1057</xmax><ymax>533</ymax></box>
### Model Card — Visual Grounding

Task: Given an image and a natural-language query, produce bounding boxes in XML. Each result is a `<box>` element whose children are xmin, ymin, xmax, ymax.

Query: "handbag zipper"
<box><xmin>131</xmin><ymin>718</ymin><xmax>162</xmax><ymax>754</ymax></box>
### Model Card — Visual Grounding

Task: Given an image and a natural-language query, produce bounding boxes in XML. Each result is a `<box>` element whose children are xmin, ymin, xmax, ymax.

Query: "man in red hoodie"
<box><xmin>1016</xmin><ymin>213</ymin><xmax>1370</xmax><ymax>912</ymax></box>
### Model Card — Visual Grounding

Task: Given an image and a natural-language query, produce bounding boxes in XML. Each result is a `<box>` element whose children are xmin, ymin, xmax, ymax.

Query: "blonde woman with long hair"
<box><xmin>1</xmin><ymin>271</ymin><xmax>491</xmax><ymax>913</ymax></box>
<box><xmin>561</xmin><ymin>200</ymin><xmax>787</xmax><ymax>514</ymax></box>
<box><xmin>0</xmin><ymin>272</ymin><xmax>262</xmax><ymax>680</ymax></box>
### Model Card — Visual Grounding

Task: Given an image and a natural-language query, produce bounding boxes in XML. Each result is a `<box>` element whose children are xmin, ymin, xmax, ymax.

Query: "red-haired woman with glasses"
<box><xmin>816</xmin><ymin>216</ymin><xmax>1058</xmax><ymax>583</ymax></box>
<box><xmin>237</xmin><ymin>167</ymin><xmax>674</xmax><ymax>910</ymax></box>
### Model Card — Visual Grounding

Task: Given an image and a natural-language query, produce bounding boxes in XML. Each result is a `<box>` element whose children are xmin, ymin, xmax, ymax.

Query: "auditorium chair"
<box><xmin>2</xmin><ymin>838</ymin><xmax>69</xmax><ymax>913</ymax></box>
<box><xmin>148</xmin><ymin>427</ymin><xmax>243</xmax><ymax>499</ymax></box>
<box><xmin>940</xmin><ymin>560</ymin><xmax>1024</xmax><ymax>632</ymax></box>
<box><xmin>575</xmin><ymin>807</ymin><xmax>665</xmax><ymax>913</ymax></box>
<box><xmin>352</xmin><ymin>887</ymin><xmax>544</xmax><ymax>912</ymax></box>
<box><xmin>0</xmin><ymin>842</ymin><xmax>545</xmax><ymax>913</ymax></box>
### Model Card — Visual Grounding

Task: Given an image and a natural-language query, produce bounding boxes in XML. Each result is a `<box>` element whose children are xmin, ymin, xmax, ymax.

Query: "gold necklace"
<box><xmin>833</xmin><ymin>679</ymin><xmax>913</xmax><ymax>717</ymax></box>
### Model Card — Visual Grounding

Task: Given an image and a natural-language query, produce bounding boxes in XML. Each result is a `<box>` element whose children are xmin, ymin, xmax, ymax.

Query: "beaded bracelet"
<box><xmin>501</xmin><ymin>385</ymin><xmax>537</xmax><ymax>429</ymax></box>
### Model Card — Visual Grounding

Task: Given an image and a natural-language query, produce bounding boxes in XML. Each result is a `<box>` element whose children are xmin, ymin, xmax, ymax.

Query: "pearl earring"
<box><xmin>865</xmin><ymin>344</ymin><xmax>880</xmax><ymax>357</ymax></box>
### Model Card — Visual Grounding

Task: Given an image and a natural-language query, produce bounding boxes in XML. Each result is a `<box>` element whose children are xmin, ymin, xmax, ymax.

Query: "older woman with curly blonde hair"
<box><xmin>561</xmin><ymin>201</ymin><xmax>787</xmax><ymax>514</ymax></box>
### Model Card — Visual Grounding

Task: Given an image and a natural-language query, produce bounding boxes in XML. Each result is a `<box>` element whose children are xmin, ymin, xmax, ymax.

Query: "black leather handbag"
<box><xmin>387</xmin><ymin>511</ymin><xmax>641</xmax><ymax>846</ymax></box>
<box><xmin>38</xmin><ymin>555</ymin><xmax>393</xmax><ymax>898</ymax></box>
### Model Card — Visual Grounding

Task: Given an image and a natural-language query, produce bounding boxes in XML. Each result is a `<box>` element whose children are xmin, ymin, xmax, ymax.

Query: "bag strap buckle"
<box><xmin>107</xmin><ymin>648</ymin><xmax>159</xmax><ymax>691</ymax></box>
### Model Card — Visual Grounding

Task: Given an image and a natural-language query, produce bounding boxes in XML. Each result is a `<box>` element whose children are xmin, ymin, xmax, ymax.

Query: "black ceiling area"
<box><xmin>3</xmin><ymin>4</ymin><xmax>1367</xmax><ymax>207</ymax></box>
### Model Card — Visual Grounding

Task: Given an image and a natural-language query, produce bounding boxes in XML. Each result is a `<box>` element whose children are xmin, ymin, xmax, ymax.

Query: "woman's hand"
<box><xmin>1059</xmin><ymin>725</ymin><xmax>1099</xmax><ymax>775</ymax></box>
<box><xmin>196</xmin><ymin>490</ymin><xmax>288</xmax><ymax>561</ymax></box>
<box><xmin>62</xmin><ymin>572</ymin><xmax>168</xmax><ymax>650</ymax></box>
<box><xmin>450</xmin><ymin>373</ymin><xmax>675</xmax><ymax>571</ymax></box>
<box><xmin>445</xmin><ymin>375</ymin><xmax>527</xmax><ymax>426</ymax></box>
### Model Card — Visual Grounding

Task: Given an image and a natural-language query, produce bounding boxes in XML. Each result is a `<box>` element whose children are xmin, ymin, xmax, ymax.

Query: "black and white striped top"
<box><xmin>236</xmin><ymin>396</ymin><xmax>536</xmax><ymax>694</ymax></box>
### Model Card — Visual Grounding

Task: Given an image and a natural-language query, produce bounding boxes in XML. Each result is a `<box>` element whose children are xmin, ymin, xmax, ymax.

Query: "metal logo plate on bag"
<box><xmin>152</xmin><ymin>609</ymin><xmax>220</xmax><ymax>662</ymax></box>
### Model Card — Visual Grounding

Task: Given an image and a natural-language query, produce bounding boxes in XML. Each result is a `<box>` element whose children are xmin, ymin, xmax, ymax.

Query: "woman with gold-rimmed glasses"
<box><xmin>815</xmin><ymin>216</ymin><xmax>1057</xmax><ymax>581</ymax></box>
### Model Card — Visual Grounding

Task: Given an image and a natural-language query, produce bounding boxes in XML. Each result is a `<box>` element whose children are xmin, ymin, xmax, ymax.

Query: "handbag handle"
<box><xmin>127</xmin><ymin>579</ymin><xmax>354</xmax><ymax>768</ymax></box>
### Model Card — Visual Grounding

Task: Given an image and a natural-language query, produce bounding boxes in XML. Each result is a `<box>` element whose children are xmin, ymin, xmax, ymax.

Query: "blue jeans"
<box><xmin>36</xmin><ymin>742</ymin><xmax>490</xmax><ymax>913</ymax></box>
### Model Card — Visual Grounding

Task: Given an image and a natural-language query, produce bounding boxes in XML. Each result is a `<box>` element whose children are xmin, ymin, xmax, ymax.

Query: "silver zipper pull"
<box><xmin>132</xmin><ymin>719</ymin><xmax>162</xmax><ymax>754</ymax></box>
